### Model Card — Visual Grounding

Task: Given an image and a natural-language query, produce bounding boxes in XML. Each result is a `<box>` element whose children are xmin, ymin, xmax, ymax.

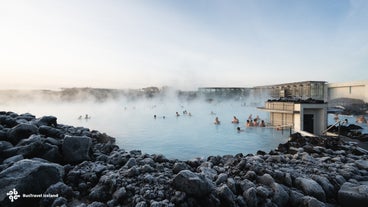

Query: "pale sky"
<box><xmin>1</xmin><ymin>0</ymin><xmax>367</xmax><ymax>90</ymax></box>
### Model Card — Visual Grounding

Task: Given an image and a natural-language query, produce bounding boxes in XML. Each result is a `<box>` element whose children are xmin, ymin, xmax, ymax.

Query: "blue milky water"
<box><xmin>3</xmin><ymin>99</ymin><xmax>366</xmax><ymax>160</ymax></box>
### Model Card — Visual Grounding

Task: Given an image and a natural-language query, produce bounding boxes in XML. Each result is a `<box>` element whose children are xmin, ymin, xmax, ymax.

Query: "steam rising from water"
<box><xmin>1</xmin><ymin>88</ymin><xmax>288</xmax><ymax>159</ymax></box>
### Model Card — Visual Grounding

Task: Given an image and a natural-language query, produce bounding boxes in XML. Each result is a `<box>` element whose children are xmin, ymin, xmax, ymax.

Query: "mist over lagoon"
<box><xmin>0</xmin><ymin>88</ymin><xmax>292</xmax><ymax>160</ymax></box>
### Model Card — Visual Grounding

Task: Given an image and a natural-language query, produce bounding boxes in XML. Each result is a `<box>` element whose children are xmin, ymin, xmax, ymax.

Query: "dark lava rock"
<box><xmin>355</xmin><ymin>160</ymin><xmax>368</xmax><ymax>170</ymax></box>
<box><xmin>216</xmin><ymin>184</ymin><xmax>236</xmax><ymax>207</ymax></box>
<box><xmin>39</xmin><ymin>125</ymin><xmax>63</xmax><ymax>138</ymax></box>
<box><xmin>91</xmin><ymin>131</ymin><xmax>115</xmax><ymax>143</ymax></box>
<box><xmin>173</xmin><ymin>162</ymin><xmax>190</xmax><ymax>174</ymax></box>
<box><xmin>0</xmin><ymin>159</ymin><xmax>63</xmax><ymax>207</ymax></box>
<box><xmin>34</xmin><ymin>116</ymin><xmax>57</xmax><ymax>127</ymax></box>
<box><xmin>7</xmin><ymin>124</ymin><xmax>39</xmax><ymax>145</ymax></box>
<box><xmin>301</xmin><ymin>196</ymin><xmax>326</xmax><ymax>207</ymax></box>
<box><xmin>40</xmin><ymin>182</ymin><xmax>75</xmax><ymax>207</ymax></box>
<box><xmin>0</xmin><ymin>115</ymin><xmax>18</xmax><ymax>128</ymax></box>
<box><xmin>0</xmin><ymin>140</ymin><xmax>13</xmax><ymax>152</ymax></box>
<box><xmin>2</xmin><ymin>138</ymin><xmax>44</xmax><ymax>159</ymax></box>
<box><xmin>295</xmin><ymin>177</ymin><xmax>326</xmax><ymax>202</ymax></box>
<box><xmin>62</xmin><ymin>136</ymin><xmax>92</xmax><ymax>164</ymax></box>
<box><xmin>17</xmin><ymin>113</ymin><xmax>36</xmax><ymax>121</ymax></box>
<box><xmin>0</xmin><ymin>129</ymin><xmax>8</xmax><ymax>142</ymax></box>
<box><xmin>338</xmin><ymin>182</ymin><xmax>368</xmax><ymax>207</ymax></box>
<box><xmin>312</xmin><ymin>175</ymin><xmax>336</xmax><ymax>198</ymax></box>
<box><xmin>243</xmin><ymin>187</ymin><xmax>258</xmax><ymax>207</ymax></box>
<box><xmin>172</xmin><ymin>170</ymin><xmax>215</xmax><ymax>197</ymax></box>
<box><xmin>271</xmin><ymin>183</ymin><xmax>289</xmax><ymax>206</ymax></box>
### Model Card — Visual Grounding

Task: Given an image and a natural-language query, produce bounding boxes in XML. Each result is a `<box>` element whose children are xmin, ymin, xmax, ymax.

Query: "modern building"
<box><xmin>254</xmin><ymin>81</ymin><xmax>328</xmax><ymax>101</ymax></box>
<box><xmin>259</xmin><ymin>99</ymin><xmax>327</xmax><ymax>135</ymax></box>
<box><xmin>198</xmin><ymin>87</ymin><xmax>250</xmax><ymax>98</ymax></box>
<box><xmin>197</xmin><ymin>80</ymin><xmax>366</xmax><ymax>135</ymax></box>
<box><xmin>328</xmin><ymin>81</ymin><xmax>368</xmax><ymax>103</ymax></box>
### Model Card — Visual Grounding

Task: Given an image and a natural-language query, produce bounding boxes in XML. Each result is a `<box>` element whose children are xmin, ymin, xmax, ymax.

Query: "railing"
<box><xmin>321</xmin><ymin>120</ymin><xmax>347</xmax><ymax>135</ymax></box>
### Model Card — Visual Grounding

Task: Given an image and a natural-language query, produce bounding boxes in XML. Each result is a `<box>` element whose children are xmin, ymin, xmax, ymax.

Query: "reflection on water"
<box><xmin>2</xmin><ymin>99</ymin><xmax>292</xmax><ymax>160</ymax></box>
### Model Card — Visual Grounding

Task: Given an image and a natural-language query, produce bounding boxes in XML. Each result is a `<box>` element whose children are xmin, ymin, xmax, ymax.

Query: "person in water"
<box><xmin>256</xmin><ymin>115</ymin><xmax>260</xmax><ymax>121</ymax></box>
<box><xmin>356</xmin><ymin>115</ymin><xmax>367</xmax><ymax>124</ymax></box>
<box><xmin>334</xmin><ymin>113</ymin><xmax>339</xmax><ymax>122</ymax></box>
<box><xmin>176</xmin><ymin>112</ymin><xmax>180</xmax><ymax>117</ymax></box>
<box><xmin>343</xmin><ymin>118</ymin><xmax>348</xmax><ymax>125</ymax></box>
<box><xmin>154</xmin><ymin>115</ymin><xmax>157</xmax><ymax>119</ymax></box>
<box><xmin>259</xmin><ymin>120</ymin><xmax>266</xmax><ymax>127</ymax></box>
<box><xmin>232</xmin><ymin>116</ymin><xmax>239</xmax><ymax>124</ymax></box>
<box><xmin>246</xmin><ymin>120</ymin><xmax>253</xmax><ymax>127</ymax></box>
<box><xmin>253</xmin><ymin>119</ymin><xmax>259</xmax><ymax>126</ymax></box>
<box><xmin>237</xmin><ymin>126</ymin><xmax>244</xmax><ymax>132</ymax></box>
<box><xmin>214</xmin><ymin>117</ymin><xmax>220</xmax><ymax>125</ymax></box>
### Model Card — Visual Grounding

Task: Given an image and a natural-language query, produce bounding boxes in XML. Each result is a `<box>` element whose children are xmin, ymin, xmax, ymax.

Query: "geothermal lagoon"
<box><xmin>1</xmin><ymin>97</ymin><xmax>291</xmax><ymax>160</ymax></box>
<box><xmin>2</xmin><ymin>91</ymin><xmax>368</xmax><ymax>207</ymax></box>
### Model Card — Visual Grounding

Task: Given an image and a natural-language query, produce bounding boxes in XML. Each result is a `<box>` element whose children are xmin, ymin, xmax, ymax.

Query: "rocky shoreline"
<box><xmin>326</xmin><ymin>124</ymin><xmax>368</xmax><ymax>143</ymax></box>
<box><xmin>1</xmin><ymin>111</ymin><xmax>368</xmax><ymax>207</ymax></box>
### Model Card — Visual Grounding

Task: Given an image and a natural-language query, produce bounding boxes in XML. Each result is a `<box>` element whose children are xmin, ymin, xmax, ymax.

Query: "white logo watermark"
<box><xmin>5</xmin><ymin>188</ymin><xmax>59</xmax><ymax>203</ymax></box>
<box><xmin>6</xmin><ymin>188</ymin><xmax>20</xmax><ymax>202</ymax></box>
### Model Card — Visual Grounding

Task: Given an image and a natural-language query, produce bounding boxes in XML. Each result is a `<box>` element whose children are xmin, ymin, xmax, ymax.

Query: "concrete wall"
<box><xmin>262</xmin><ymin>101</ymin><xmax>327</xmax><ymax>135</ymax></box>
<box><xmin>303</xmin><ymin>109</ymin><xmax>327</xmax><ymax>135</ymax></box>
<box><xmin>328</xmin><ymin>81</ymin><xmax>368</xmax><ymax>103</ymax></box>
<box><xmin>298</xmin><ymin>104</ymin><xmax>327</xmax><ymax>135</ymax></box>
<box><xmin>294</xmin><ymin>113</ymin><xmax>301</xmax><ymax>132</ymax></box>
<box><xmin>270</xmin><ymin>112</ymin><xmax>293</xmax><ymax>127</ymax></box>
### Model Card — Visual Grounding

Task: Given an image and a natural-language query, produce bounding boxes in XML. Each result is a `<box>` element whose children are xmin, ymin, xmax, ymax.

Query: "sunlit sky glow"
<box><xmin>1</xmin><ymin>0</ymin><xmax>367</xmax><ymax>90</ymax></box>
